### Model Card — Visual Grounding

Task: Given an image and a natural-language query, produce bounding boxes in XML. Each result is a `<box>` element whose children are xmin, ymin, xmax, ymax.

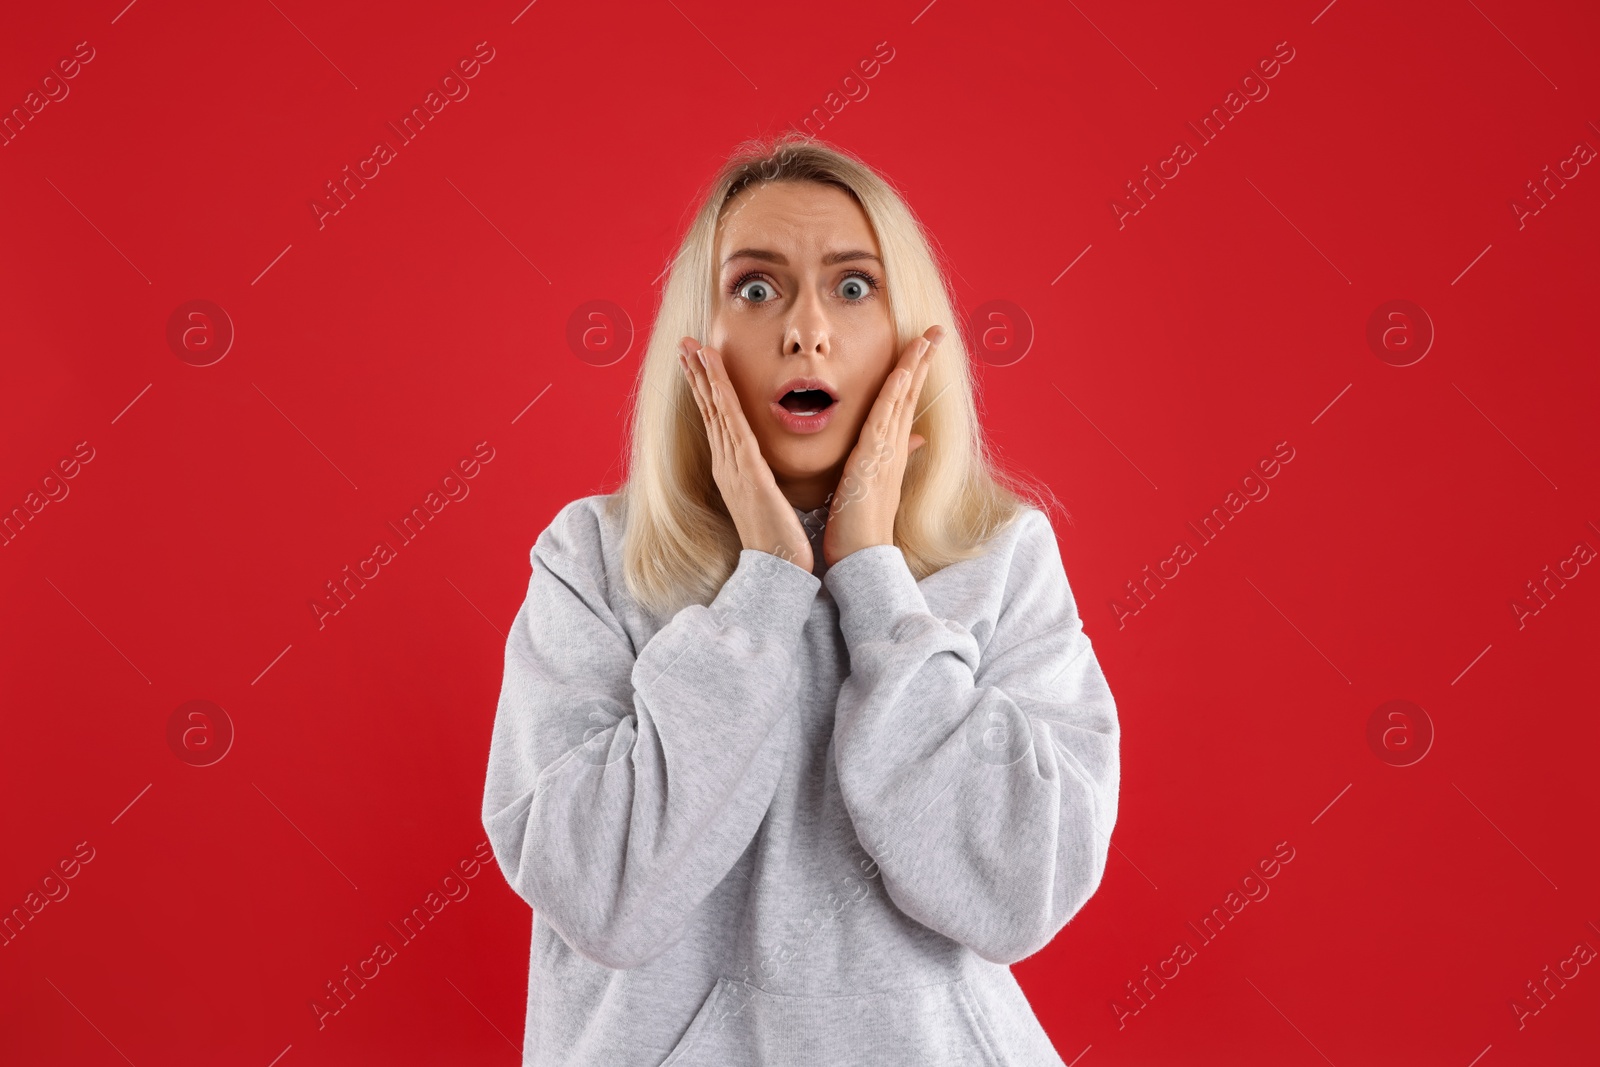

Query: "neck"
<box><xmin>777</xmin><ymin>466</ymin><xmax>844</xmax><ymax>512</ymax></box>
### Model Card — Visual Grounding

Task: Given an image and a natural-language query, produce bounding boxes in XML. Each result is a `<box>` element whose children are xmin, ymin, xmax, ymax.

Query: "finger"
<box><xmin>702</xmin><ymin>344</ymin><xmax>762</xmax><ymax>460</ymax></box>
<box><xmin>899</xmin><ymin>329</ymin><xmax>931</xmax><ymax>372</ymax></box>
<box><xmin>890</xmin><ymin>327</ymin><xmax>939</xmax><ymax>428</ymax></box>
<box><xmin>864</xmin><ymin>340</ymin><xmax>923</xmax><ymax>445</ymax></box>
<box><xmin>903</xmin><ymin>329</ymin><xmax>940</xmax><ymax>437</ymax></box>
<box><xmin>685</xmin><ymin>342</ymin><xmax>730</xmax><ymax>462</ymax></box>
<box><xmin>913</xmin><ymin>327</ymin><xmax>942</xmax><ymax>393</ymax></box>
<box><xmin>889</xmin><ymin>339</ymin><xmax>928</xmax><ymax>435</ymax></box>
<box><xmin>677</xmin><ymin>348</ymin><xmax>701</xmax><ymax>412</ymax></box>
<box><xmin>701</xmin><ymin>345</ymin><xmax>744</xmax><ymax>431</ymax></box>
<box><xmin>700</xmin><ymin>363</ymin><xmax>729</xmax><ymax>459</ymax></box>
<box><xmin>699</xmin><ymin>346</ymin><xmax>743</xmax><ymax>469</ymax></box>
<box><xmin>680</xmin><ymin>347</ymin><xmax>713</xmax><ymax>430</ymax></box>
<box><xmin>677</xmin><ymin>344</ymin><xmax>699</xmax><ymax>397</ymax></box>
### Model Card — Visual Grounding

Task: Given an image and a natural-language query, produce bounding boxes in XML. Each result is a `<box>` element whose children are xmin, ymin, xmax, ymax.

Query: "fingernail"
<box><xmin>697</xmin><ymin>349</ymin><xmax>708</xmax><ymax>368</ymax></box>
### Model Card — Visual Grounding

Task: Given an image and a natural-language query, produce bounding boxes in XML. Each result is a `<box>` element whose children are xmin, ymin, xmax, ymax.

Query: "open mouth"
<box><xmin>770</xmin><ymin>377</ymin><xmax>840</xmax><ymax>433</ymax></box>
<box><xmin>777</xmin><ymin>389</ymin><xmax>837</xmax><ymax>417</ymax></box>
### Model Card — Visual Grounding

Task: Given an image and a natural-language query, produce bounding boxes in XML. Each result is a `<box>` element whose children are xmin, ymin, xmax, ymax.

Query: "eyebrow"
<box><xmin>721</xmin><ymin>248</ymin><xmax>882</xmax><ymax>269</ymax></box>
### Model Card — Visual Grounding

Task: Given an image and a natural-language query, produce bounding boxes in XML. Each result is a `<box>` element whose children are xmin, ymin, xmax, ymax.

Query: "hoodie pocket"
<box><xmin>657</xmin><ymin>976</ymin><xmax>1007</xmax><ymax>1066</ymax></box>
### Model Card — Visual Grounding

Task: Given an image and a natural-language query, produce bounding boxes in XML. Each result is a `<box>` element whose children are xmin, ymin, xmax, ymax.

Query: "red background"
<box><xmin>3</xmin><ymin>0</ymin><xmax>1597</xmax><ymax>1063</ymax></box>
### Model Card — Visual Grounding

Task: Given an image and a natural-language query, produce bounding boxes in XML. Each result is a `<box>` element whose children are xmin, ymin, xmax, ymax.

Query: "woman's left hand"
<box><xmin>822</xmin><ymin>325</ymin><xmax>945</xmax><ymax>568</ymax></box>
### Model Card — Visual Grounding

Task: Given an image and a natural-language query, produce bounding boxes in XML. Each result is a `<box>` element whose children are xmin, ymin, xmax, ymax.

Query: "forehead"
<box><xmin>716</xmin><ymin>181</ymin><xmax>878</xmax><ymax>260</ymax></box>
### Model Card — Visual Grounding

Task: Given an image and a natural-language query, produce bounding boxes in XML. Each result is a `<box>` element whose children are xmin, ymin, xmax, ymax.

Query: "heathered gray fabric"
<box><xmin>481</xmin><ymin>492</ymin><xmax>1120</xmax><ymax>1066</ymax></box>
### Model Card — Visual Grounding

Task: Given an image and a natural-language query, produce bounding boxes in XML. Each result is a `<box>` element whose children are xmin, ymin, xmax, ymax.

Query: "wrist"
<box><xmin>823</xmin><ymin>535</ymin><xmax>892</xmax><ymax>566</ymax></box>
<box><xmin>741</xmin><ymin>532</ymin><xmax>810</xmax><ymax>567</ymax></box>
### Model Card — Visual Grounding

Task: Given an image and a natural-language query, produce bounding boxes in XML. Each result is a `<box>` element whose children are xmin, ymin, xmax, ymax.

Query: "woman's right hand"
<box><xmin>678</xmin><ymin>337</ymin><xmax>814</xmax><ymax>574</ymax></box>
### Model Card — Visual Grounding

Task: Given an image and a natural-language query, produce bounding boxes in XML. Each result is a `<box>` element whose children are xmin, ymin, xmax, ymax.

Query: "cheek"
<box><xmin>719</xmin><ymin>367</ymin><xmax>771</xmax><ymax>428</ymax></box>
<box><xmin>846</xmin><ymin>365</ymin><xmax>893</xmax><ymax>410</ymax></box>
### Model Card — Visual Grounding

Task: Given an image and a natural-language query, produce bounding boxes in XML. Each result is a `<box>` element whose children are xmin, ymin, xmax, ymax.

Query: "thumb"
<box><xmin>907</xmin><ymin>433</ymin><xmax>927</xmax><ymax>455</ymax></box>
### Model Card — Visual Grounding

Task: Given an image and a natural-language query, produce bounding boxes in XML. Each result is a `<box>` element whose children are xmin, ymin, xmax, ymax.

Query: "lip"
<box><xmin>771</xmin><ymin>377</ymin><xmax>840</xmax><ymax>404</ymax></box>
<box><xmin>769</xmin><ymin>399</ymin><xmax>838</xmax><ymax>434</ymax></box>
<box><xmin>769</xmin><ymin>377</ymin><xmax>840</xmax><ymax>436</ymax></box>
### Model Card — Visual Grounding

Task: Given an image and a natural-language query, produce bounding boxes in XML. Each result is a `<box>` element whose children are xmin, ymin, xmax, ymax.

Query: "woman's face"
<box><xmin>708</xmin><ymin>180</ymin><xmax>898</xmax><ymax>511</ymax></box>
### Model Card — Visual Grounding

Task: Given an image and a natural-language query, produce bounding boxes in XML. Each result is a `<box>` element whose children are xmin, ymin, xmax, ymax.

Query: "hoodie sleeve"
<box><xmin>822</xmin><ymin>507</ymin><xmax>1120</xmax><ymax>966</ymax></box>
<box><xmin>481</xmin><ymin>501</ymin><xmax>821</xmax><ymax>971</ymax></box>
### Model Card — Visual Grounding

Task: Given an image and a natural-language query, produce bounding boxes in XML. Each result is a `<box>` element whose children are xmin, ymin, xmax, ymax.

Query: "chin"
<box><xmin>766</xmin><ymin>442</ymin><xmax>847</xmax><ymax>481</ymax></box>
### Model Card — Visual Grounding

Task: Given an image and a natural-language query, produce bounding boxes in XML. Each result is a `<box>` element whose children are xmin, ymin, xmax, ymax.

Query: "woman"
<box><xmin>481</xmin><ymin>133</ymin><xmax>1120</xmax><ymax>1066</ymax></box>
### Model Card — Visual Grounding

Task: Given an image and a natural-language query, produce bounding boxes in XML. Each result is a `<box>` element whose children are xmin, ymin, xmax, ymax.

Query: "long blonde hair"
<box><xmin>611</xmin><ymin>132</ymin><xmax>1053</xmax><ymax>615</ymax></box>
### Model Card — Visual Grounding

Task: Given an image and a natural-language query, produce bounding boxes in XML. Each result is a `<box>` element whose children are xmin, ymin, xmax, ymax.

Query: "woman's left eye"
<box><xmin>837</xmin><ymin>271</ymin><xmax>879</xmax><ymax>301</ymax></box>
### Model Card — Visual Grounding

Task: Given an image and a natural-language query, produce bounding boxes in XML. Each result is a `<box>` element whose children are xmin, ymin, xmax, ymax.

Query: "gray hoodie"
<box><xmin>480</xmin><ymin>492</ymin><xmax>1120</xmax><ymax>1066</ymax></box>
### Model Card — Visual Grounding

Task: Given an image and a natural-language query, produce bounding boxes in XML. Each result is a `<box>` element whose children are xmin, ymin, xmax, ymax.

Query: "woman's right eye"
<box><xmin>732</xmin><ymin>274</ymin><xmax>774</xmax><ymax>303</ymax></box>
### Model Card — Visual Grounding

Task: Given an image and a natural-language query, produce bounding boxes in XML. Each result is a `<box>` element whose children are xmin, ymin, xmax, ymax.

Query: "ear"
<box><xmin>908</xmin><ymin>433</ymin><xmax>927</xmax><ymax>455</ymax></box>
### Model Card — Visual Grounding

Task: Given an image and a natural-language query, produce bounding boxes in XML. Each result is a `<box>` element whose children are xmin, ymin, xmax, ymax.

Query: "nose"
<box><xmin>783</xmin><ymin>287</ymin><xmax>831</xmax><ymax>358</ymax></box>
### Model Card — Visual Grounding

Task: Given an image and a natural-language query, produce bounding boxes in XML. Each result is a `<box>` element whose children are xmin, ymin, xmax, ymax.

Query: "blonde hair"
<box><xmin>610</xmin><ymin>132</ymin><xmax>1056</xmax><ymax>615</ymax></box>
